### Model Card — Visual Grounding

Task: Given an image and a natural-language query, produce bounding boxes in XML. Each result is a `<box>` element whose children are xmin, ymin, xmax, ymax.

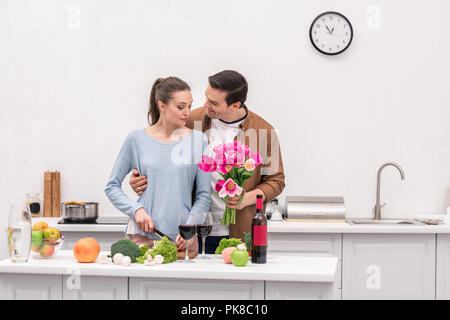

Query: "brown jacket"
<box><xmin>186</xmin><ymin>106</ymin><xmax>285</xmax><ymax>241</ymax></box>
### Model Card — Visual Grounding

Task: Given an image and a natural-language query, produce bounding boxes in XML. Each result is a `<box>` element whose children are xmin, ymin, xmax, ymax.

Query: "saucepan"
<box><xmin>61</xmin><ymin>202</ymin><xmax>98</xmax><ymax>222</ymax></box>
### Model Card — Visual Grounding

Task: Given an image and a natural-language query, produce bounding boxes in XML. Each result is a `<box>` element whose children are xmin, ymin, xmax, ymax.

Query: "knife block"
<box><xmin>43</xmin><ymin>171</ymin><xmax>61</xmax><ymax>217</ymax></box>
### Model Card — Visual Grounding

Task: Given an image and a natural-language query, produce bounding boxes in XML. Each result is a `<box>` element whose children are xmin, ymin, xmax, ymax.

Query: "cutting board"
<box><xmin>177</xmin><ymin>250</ymin><xmax>198</xmax><ymax>260</ymax></box>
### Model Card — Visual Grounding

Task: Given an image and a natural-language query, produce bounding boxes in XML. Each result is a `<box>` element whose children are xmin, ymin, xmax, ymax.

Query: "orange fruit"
<box><xmin>73</xmin><ymin>238</ymin><xmax>100</xmax><ymax>263</ymax></box>
<box><xmin>32</xmin><ymin>221</ymin><xmax>48</xmax><ymax>233</ymax></box>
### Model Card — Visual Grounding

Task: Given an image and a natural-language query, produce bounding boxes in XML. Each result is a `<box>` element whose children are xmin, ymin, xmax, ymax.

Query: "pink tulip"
<box><xmin>244</xmin><ymin>158</ymin><xmax>256</xmax><ymax>171</ymax></box>
<box><xmin>249</xmin><ymin>152</ymin><xmax>262</xmax><ymax>166</ymax></box>
<box><xmin>226</xmin><ymin>141</ymin><xmax>245</xmax><ymax>155</ymax></box>
<box><xmin>215</xmin><ymin>179</ymin><xmax>226</xmax><ymax>193</ymax></box>
<box><xmin>218</xmin><ymin>178</ymin><xmax>243</xmax><ymax>198</ymax></box>
<box><xmin>243</xmin><ymin>144</ymin><xmax>250</xmax><ymax>157</ymax></box>
<box><xmin>213</xmin><ymin>144</ymin><xmax>226</xmax><ymax>156</ymax></box>
<box><xmin>218</xmin><ymin>163</ymin><xmax>234</xmax><ymax>175</ymax></box>
<box><xmin>197</xmin><ymin>155</ymin><xmax>217</xmax><ymax>172</ymax></box>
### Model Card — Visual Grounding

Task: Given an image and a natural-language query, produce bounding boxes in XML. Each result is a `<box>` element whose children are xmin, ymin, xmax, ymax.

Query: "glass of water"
<box><xmin>7</xmin><ymin>204</ymin><xmax>32</xmax><ymax>263</ymax></box>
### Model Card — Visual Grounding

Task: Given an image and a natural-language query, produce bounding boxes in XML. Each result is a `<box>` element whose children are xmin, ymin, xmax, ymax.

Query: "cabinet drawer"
<box><xmin>265</xmin><ymin>281</ymin><xmax>339</xmax><ymax>300</ymax></box>
<box><xmin>268</xmin><ymin>233</ymin><xmax>341</xmax><ymax>256</ymax></box>
<box><xmin>63</xmin><ymin>275</ymin><xmax>128</xmax><ymax>300</ymax></box>
<box><xmin>0</xmin><ymin>274</ymin><xmax>62</xmax><ymax>300</ymax></box>
<box><xmin>129</xmin><ymin>278</ymin><xmax>264</xmax><ymax>300</ymax></box>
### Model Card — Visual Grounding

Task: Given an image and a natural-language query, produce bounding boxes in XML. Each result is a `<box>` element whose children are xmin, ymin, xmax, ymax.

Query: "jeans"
<box><xmin>198</xmin><ymin>235</ymin><xmax>229</xmax><ymax>254</ymax></box>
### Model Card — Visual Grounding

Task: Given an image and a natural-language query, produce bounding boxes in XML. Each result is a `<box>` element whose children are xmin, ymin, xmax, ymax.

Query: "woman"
<box><xmin>105</xmin><ymin>77</ymin><xmax>211</xmax><ymax>253</ymax></box>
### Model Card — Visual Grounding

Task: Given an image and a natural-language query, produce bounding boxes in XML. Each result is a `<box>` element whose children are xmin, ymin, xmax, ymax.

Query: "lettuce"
<box><xmin>136</xmin><ymin>236</ymin><xmax>177</xmax><ymax>264</ymax></box>
<box><xmin>214</xmin><ymin>238</ymin><xmax>242</xmax><ymax>255</ymax></box>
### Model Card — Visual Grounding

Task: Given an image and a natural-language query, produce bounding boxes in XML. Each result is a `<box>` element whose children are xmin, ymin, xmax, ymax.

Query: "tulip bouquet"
<box><xmin>198</xmin><ymin>141</ymin><xmax>262</xmax><ymax>225</ymax></box>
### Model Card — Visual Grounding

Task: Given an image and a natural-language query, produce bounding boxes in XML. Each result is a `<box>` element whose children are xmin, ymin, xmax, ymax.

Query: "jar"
<box><xmin>26</xmin><ymin>193</ymin><xmax>41</xmax><ymax>218</ymax></box>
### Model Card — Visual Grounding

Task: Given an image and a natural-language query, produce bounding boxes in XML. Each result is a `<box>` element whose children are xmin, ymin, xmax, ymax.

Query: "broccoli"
<box><xmin>110</xmin><ymin>239</ymin><xmax>141</xmax><ymax>263</ymax></box>
<box><xmin>215</xmin><ymin>238</ymin><xmax>243</xmax><ymax>255</ymax></box>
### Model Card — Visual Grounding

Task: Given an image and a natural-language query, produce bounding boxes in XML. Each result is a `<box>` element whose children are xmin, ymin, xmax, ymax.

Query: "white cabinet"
<box><xmin>265</xmin><ymin>281</ymin><xmax>337</xmax><ymax>300</ymax></box>
<box><xmin>0</xmin><ymin>274</ymin><xmax>62</xmax><ymax>300</ymax></box>
<box><xmin>62</xmin><ymin>275</ymin><xmax>128</xmax><ymax>300</ymax></box>
<box><xmin>342</xmin><ymin>234</ymin><xmax>435</xmax><ymax>300</ymax></box>
<box><xmin>437</xmin><ymin>234</ymin><xmax>450</xmax><ymax>299</ymax></box>
<box><xmin>129</xmin><ymin>278</ymin><xmax>264</xmax><ymax>300</ymax></box>
<box><xmin>268</xmin><ymin>232</ymin><xmax>342</xmax><ymax>299</ymax></box>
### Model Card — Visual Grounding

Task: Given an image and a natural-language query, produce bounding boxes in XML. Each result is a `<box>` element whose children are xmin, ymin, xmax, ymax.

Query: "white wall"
<box><xmin>1</xmin><ymin>0</ymin><xmax>449</xmax><ymax>259</ymax></box>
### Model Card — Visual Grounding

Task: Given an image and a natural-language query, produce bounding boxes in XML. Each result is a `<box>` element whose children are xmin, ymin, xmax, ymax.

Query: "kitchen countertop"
<box><xmin>0</xmin><ymin>251</ymin><xmax>338</xmax><ymax>283</ymax></box>
<box><xmin>268</xmin><ymin>219</ymin><xmax>450</xmax><ymax>234</ymax></box>
<box><xmin>33</xmin><ymin>217</ymin><xmax>450</xmax><ymax>234</ymax></box>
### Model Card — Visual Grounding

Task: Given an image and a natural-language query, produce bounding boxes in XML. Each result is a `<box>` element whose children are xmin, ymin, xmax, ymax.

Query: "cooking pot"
<box><xmin>61</xmin><ymin>202</ymin><xmax>98</xmax><ymax>222</ymax></box>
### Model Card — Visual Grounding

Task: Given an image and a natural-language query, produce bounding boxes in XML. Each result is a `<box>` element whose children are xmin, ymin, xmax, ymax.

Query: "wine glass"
<box><xmin>196</xmin><ymin>212</ymin><xmax>213</xmax><ymax>259</ymax></box>
<box><xmin>178</xmin><ymin>213</ymin><xmax>197</xmax><ymax>263</ymax></box>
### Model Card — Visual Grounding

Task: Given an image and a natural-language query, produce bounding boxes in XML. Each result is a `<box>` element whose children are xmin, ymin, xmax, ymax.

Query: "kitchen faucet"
<box><xmin>374</xmin><ymin>162</ymin><xmax>405</xmax><ymax>220</ymax></box>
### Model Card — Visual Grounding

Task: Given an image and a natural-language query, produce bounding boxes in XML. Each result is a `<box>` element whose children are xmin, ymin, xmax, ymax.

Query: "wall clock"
<box><xmin>310</xmin><ymin>11</ymin><xmax>353</xmax><ymax>55</ymax></box>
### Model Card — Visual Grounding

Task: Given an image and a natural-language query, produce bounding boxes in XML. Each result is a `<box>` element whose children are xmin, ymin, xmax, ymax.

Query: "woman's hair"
<box><xmin>208</xmin><ymin>70</ymin><xmax>248</xmax><ymax>108</ymax></box>
<box><xmin>148</xmin><ymin>77</ymin><xmax>191</xmax><ymax>125</ymax></box>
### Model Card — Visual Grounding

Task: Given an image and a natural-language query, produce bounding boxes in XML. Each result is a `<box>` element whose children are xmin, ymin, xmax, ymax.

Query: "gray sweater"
<box><xmin>105</xmin><ymin>129</ymin><xmax>211</xmax><ymax>240</ymax></box>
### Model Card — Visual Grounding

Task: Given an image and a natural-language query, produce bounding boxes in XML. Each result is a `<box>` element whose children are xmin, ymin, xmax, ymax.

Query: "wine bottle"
<box><xmin>251</xmin><ymin>195</ymin><xmax>267</xmax><ymax>264</ymax></box>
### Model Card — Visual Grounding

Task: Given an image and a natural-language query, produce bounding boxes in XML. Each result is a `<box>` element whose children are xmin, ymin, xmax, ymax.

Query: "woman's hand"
<box><xmin>129</xmin><ymin>169</ymin><xmax>148</xmax><ymax>196</ymax></box>
<box><xmin>176</xmin><ymin>234</ymin><xmax>196</xmax><ymax>251</ymax></box>
<box><xmin>134</xmin><ymin>208</ymin><xmax>155</xmax><ymax>233</ymax></box>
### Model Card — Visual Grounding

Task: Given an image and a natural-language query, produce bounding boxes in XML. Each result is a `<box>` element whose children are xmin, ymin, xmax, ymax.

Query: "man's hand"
<box><xmin>130</xmin><ymin>169</ymin><xmax>148</xmax><ymax>196</ymax></box>
<box><xmin>176</xmin><ymin>234</ymin><xmax>196</xmax><ymax>251</ymax></box>
<box><xmin>226</xmin><ymin>189</ymin><xmax>266</xmax><ymax>210</ymax></box>
<box><xmin>226</xmin><ymin>193</ymin><xmax>248</xmax><ymax>210</ymax></box>
<box><xmin>134</xmin><ymin>208</ymin><xmax>155</xmax><ymax>233</ymax></box>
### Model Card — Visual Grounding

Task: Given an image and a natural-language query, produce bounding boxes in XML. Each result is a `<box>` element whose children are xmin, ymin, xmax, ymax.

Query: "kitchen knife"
<box><xmin>153</xmin><ymin>228</ymin><xmax>174</xmax><ymax>241</ymax></box>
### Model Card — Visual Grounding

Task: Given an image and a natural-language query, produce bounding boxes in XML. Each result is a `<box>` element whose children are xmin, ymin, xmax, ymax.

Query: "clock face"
<box><xmin>310</xmin><ymin>11</ymin><xmax>353</xmax><ymax>55</ymax></box>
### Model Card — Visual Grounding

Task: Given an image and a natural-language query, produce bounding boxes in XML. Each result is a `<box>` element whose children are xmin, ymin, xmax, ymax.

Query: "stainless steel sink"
<box><xmin>346</xmin><ymin>218</ymin><xmax>424</xmax><ymax>225</ymax></box>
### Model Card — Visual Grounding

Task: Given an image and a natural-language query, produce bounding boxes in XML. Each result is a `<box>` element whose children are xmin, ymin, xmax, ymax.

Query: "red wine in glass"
<box><xmin>197</xmin><ymin>212</ymin><xmax>213</xmax><ymax>259</ymax></box>
<box><xmin>196</xmin><ymin>224</ymin><xmax>212</xmax><ymax>238</ymax></box>
<box><xmin>178</xmin><ymin>213</ymin><xmax>197</xmax><ymax>263</ymax></box>
<box><xmin>179</xmin><ymin>224</ymin><xmax>196</xmax><ymax>240</ymax></box>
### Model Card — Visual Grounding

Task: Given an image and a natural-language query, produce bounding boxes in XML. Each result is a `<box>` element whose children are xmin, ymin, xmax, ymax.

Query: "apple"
<box><xmin>32</xmin><ymin>221</ymin><xmax>48</xmax><ymax>233</ymax></box>
<box><xmin>222</xmin><ymin>247</ymin><xmax>237</xmax><ymax>264</ymax></box>
<box><xmin>31</xmin><ymin>230</ymin><xmax>44</xmax><ymax>252</ymax></box>
<box><xmin>39</xmin><ymin>243</ymin><xmax>55</xmax><ymax>257</ymax></box>
<box><xmin>231</xmin><ymin>249</ymin><xmax>249</xmax><ymax>267</ymax></box>
<box><xmin>44</xmin><ymin>228</ymin><xmax>61</xmax><ymax>241</ymax></box>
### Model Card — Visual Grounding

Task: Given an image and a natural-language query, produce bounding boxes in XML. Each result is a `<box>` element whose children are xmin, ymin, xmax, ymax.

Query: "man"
<box><xmin>130</xmin><ymin>70</ymin><xmax>285</xmax><ymax>253</ymax></box>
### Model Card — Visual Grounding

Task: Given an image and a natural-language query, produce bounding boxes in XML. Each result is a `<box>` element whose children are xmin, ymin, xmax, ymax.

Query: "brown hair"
<box><xmin>148</xmin><ymin>77</ymin><xmax>191</xmax><ymax>125</ymax></box>
<box><xmin>208</xmin><ymin>70</ymin><xmax>248</xmax><ymax>108</ymax></box>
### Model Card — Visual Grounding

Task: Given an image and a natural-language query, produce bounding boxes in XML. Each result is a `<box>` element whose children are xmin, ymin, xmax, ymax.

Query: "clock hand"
<box><xmin>325</xmin><ymin>25</ymin><xmax>332</xmax><ymax>34</ymax></box>
<box><xmin>331</xmin><ymin>26</ymin><xmax>335</xmax><ymax>34</ymax></box>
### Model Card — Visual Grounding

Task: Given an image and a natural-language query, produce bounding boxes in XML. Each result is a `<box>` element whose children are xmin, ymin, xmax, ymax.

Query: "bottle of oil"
<box><xmin>26</xmin><ymin>193</ymin><xmax>41</xmax><ymax>218</ymax></box>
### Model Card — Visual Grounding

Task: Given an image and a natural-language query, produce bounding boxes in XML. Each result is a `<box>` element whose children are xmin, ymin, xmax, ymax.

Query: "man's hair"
<box><xmin>208</xmin><ymin>70</ymin><xmax>248</xmax><ymax>108</ymax></box>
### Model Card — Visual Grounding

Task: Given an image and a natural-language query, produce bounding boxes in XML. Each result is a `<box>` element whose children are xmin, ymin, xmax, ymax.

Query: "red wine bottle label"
<box><xmin>256</xmin><ymin>197</ymin><xmax>263</xmax><ymax>209</ymax></box>
<box><xmin>253</xmin><ymin>225</ymin><xmax>267</xmax><ymax>246</ymax></box>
